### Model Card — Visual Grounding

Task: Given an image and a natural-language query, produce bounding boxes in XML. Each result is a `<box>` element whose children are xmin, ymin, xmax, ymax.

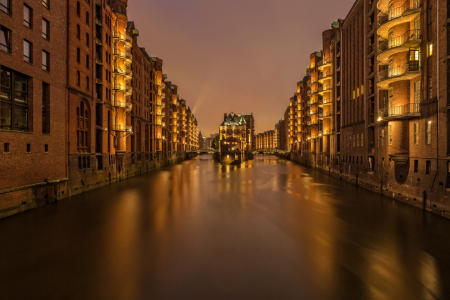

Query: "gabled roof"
<box><xmin>221</xmin><ymin>112</ymin><xmax>246</xmax><ymax>126</ymax></box>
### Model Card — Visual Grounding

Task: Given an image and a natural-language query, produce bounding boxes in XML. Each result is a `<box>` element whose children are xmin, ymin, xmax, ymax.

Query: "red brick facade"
<box><xmin>283</xmin><ymin>0</ymin><xmax>450</xmax><ymax>216</ymax></box>
<box><xmin>0</xmin><ymin>0</ymin><xmax>200</xmax><ymax>219</ymax></box>
<box><xmin>0</xmin><ymin>0</ymin><xmax>68</xmax><ymax>218</ymax></box>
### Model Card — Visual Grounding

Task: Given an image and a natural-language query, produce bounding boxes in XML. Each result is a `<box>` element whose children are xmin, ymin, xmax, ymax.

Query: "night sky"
<box><xmin>128</xmin><ymin>0</ymin><xmax>356</xmax><ymax>136</ymax></box>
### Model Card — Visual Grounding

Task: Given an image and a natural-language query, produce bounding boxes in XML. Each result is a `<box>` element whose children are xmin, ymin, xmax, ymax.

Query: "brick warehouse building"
<box><xmin>0</xmin><ymin>0</ymin><xmax>200</xmax><ymax>218</ymax></box>
<box><xmin>0</xmin><ymin>0</ymin><xmax>68</xmax><ymax>218</ymax></box>
<box><xmin>284</xmin><ymin>0</ymin><xmax>450</xmax><ymax>214</ymax></box>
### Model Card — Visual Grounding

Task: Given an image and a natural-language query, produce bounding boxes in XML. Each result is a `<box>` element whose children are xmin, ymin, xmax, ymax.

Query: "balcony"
<box><xmin>112</xmin><ymin>48</ymin><xmax>126</xmax><ymax>59</ymax></box>
<box><xmin>378</xmin><ymin>103</ymin><xmax>420</xmax><ymax>121</ymax></box>
<box><xmin>318</xmin><ymin>84</ymin><xmax>333</xmax><ymax>96</ymax></box>
<box><xmin>317</xmin><ymin>58</ymin><xmax>332</xmax><ymax>71</ymax></box>
<box><xmin>112</xmin><ymin>124</ymin><xmax>133</xmax><ymax>132</ymax></box>
<box><xmin>318</xmin><ymin>98</ymin><xmax>333</xmax><ymax>106</ymax></box>
<box><xmin>318</xmin><ymin>73</ymin><xmax>333</xmax><ymax>84</ymax></box>
<box><xmin>377</xmin><ymin>30</ymin><xmax>421</xmax><ymax>64</ymax></box>
<box><xmin>377</xmin><ymin>0</ymin><xmax>421</xmax><ymax>39</ymax></box>
<box><xmin>112</xmin><ymin>84</ymin><xmax>126</xmax><ymax>92</ymax></box>
<box><xmin>377</xmin><ymin>61</ymin><xmax>420</xmax><ymax>89</ymax></box>
<box><xmin>125</xmin><ymin>34</ymin><xmax>133</xmax><ymax>47</ymax></box>
<box><xmin>112</xmin><ymin>99</ymin><xmax>132</xmax><ymax>110</ymax></box>
<box><xmin>319</xmin><ymin>111</ymin><xmax>333</xmax><ymax>119</ymax></box>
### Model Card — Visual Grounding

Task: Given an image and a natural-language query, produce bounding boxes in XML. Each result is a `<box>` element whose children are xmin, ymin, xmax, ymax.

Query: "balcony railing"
<box><xmin>379</xmin><ymin>0</ymin><xmax>421</xmax><ymax>27</ymax></box>
<box><xmin>112</xmin><ymin>99</ymin><xmax>132</xmax><ymax>110</ymax></box>
<box><xmin>378</xmin><ymin>29</ymin><xmax>421</xmax><ymax>54</ymax></box>
<box><xmin>319</xmin><ymin>111</ymin><xmax>333</xmax><ymax>118</ymax></box>
<box><xmin>378</xmin><ymin>103</ymin><xmax>420</xmax><ymax>118</ymax></box>
<box><xmin>318</xmin><ymin>58</ymin><xmax>332</xmax><ymax>68</ymax></box>
<box><xmin>319</xmin><ymin>85</ymin><xmax>333</xmax><ymax>92</ymax></box>
<box><xmin>112</xmin><ymin>124</ymin><xmax>133</xmax><ymax>132</ymax></box>
<box><xmin>378</xmin><ymin>61</ymin><xmax>420</xmax><ymax>82</ymax></box>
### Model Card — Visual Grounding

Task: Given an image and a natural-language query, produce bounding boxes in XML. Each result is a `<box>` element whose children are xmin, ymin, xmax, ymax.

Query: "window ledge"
<box><xmin>23</xmin><ymin>60</ymin><xmax>34</xmax><ymax>66</ymax></box>
<box><xmin>0</xmin><ymin>49</ymin><xmax>12</xmax><ymax>56</ymax></box>
<box><xmin>0</xmin><ymin>129</ymin><xmax>33</xmax><ymax>134</ymax></box>
<box><xmin>0</xmin><ymin>10</ymin><xmax>11</xmax><ymax>17</ymax></box>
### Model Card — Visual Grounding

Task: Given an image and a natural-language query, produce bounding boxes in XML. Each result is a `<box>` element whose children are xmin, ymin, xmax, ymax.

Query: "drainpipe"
<box><xmin>430</xmin><ymin>0</ymin><xmax>440</xmax><ymax>209</ymax></box>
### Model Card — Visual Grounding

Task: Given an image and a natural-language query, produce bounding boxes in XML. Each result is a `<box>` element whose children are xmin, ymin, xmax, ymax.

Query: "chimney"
<box><xmin>224</xmin><ymin>113</ymin><xmax>227</xmax><ymax>121</ymax></box>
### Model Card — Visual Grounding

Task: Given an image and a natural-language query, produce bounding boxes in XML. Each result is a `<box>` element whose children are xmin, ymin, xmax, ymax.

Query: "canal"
<box><xmin>1</xmin><ymin>155</ymin><xmax>450</xmax><ymax>299</ymax></box>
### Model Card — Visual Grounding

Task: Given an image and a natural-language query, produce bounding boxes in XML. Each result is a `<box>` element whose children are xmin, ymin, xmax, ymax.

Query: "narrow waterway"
<box><xmin>1</xmin><ymin>155</ymin><xmax>450</xmax><ymax>299</ymax></box>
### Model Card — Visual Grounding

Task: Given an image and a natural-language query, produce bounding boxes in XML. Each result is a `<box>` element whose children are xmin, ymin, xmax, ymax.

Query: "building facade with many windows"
<box><xmin>283</xmin><ymin>0</ymin><xmax>450</xmax><ymax>212</ymax></box>
<box><xmin>0</xmin><ymin>0</ymin><xmax>68</xmax><ymax>218</ymax></box>
<box><xmin>0</xmin><ymin>0</ymin><xmax>201</xmax><ymax>218</ymax></box>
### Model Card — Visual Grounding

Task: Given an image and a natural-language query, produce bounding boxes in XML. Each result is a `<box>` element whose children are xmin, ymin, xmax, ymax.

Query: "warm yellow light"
<box><xmin>378</xmin><ymin>117</ymin><xmax>382</xmax><ymax>122</ymax></box>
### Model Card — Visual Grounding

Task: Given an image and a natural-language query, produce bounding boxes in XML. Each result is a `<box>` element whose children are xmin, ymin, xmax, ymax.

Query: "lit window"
<box><xmin>388</xmin><ymin>125</ymin><xmax>393</xmax><ymax>145</ymax></box>
<box><xmin>42</xmin><ymin>0</ymin><xmax>49</xmax><ymax>9</ymax></box>
<box><xmin>428</xmin><ymin>43</ymin><xmax>433</xmax><ymax>56</ymax></box>
<box><xmin>414</xmin><ymin>123</ymin><xmax>419</xmax><ymax>145</ymax></box>
<box><xmin>426</xmin><ymin>121</ymin><xmax>432</xmax><ymax>144</ymax></box>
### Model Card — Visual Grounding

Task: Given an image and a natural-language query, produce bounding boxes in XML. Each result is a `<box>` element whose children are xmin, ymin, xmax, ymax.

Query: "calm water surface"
<box><xmin>1</xmin><ymin>155</ymin><xmax>450</xmax><ymax>300</ymax></box>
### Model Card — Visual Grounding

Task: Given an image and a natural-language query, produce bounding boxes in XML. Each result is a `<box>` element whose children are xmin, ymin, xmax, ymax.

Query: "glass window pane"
<box><xmin>1</xmin><ymin>68</ymin><xmax>10</xmax><ymax>88</ymax></box>
<box><xmin>12</xmin><ymin>105</ymin><xmax>28</xmax><ymax>131</ymax></box>
<box><xmin>23</xmin><ymin>40</ymin><xmax>31</xmax><ymax>62</ymax></box>
<box><xmin>0</xmin><ymin>0</ymin><xmax>9</xmax><ymax>14</ymax></box>
<box><xmin>14</xmin><ymin>91</ymin><xmax>28</xmax><ymax>103</ymax></box>
<box><xmin>24</xmin><ymin>5</ymin><xmax>31</xmax><ymax>27</ymax></box>
<box><xmin>42</xmin><ymin>19</ymin><xmax>49</xmax><ymax>39</ymax></box>
<box><xmin>1</xmin><ymin>102</ymin><xmax>11</xmax><ymax>129</ymax></box>
<box><xmin>1</xmin><ymin>27</ymin><xmax>10</xmax><ymax>52</ymax></box>
<box><xmin>14</xmin><ymin>72</ymin><xmax>28</xmax><ymax>93</ymax></box>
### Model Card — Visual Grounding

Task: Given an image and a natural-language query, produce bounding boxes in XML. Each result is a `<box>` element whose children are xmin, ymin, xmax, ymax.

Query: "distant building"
<box><xmin>219</xmin><ymin>112</ymin><xmax>248</xmax><ymax>152</ymax></box>
<box><xmin>275</xmin><ymin>120</ymin><xmax>286</xmax><ymax>150</ymax></box>
<box><xmin>199</xmin><ymin>132</ymin><xmax>204</xmax><ymax>149</ymax></box>
<box><xmin>243</xmin><ymin>114</ymin><xmax>255</xmax><ymax>151</ymax></box>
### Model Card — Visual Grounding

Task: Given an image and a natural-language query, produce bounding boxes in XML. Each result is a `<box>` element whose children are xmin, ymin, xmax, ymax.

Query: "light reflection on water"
<box><xmin>0</xmin><ymin>155</ymin><xmax>449</xmax><ymax>300</ymax></box>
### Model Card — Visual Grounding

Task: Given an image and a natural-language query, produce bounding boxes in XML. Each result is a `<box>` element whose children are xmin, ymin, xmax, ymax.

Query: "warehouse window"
<box><xmin>1</xmin><ymin>67</ymin><xmax>29</xmax><ymax>131</ymax></box>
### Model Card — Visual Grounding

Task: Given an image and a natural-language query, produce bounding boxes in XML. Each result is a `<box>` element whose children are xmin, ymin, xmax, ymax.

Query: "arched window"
<box><xmin>136</xmin><ymin>121</ymin><xmax>141</xmax><ymax>152</ymax></box>
<box><xmin>86</xmin><ymin>12</ymin><xmax>89</xmax><ymax>26</ymax></box>
<box><xmin>76</xmin><ymin>24</ymin><xmax>80</xmax><ymax>39</ymax></box>
<box><xmin>76</xmin><ymin>71</ymin><xmax>80</xmax><ymax>86</ymax></box>
<box><xmin>118</xmin><ymin>6</ymin><xmax>123</xmax><ymax>14</ymax></box>
<box><xmin>145</xmin><ymin>124</ymin><xmax>149</xmax><ymax>152</ymax></box>
<box><xmin>77</xmin><ymin>101</ymin><xmax>89</xmax><ymax>153</ymax></box>
<box><xmin>77</xmin><ymin>48</ymin><xmax>80</xmax><ymax>62</ymax></box>
<box><xmin>86</xmin><ymin>55</ymin><xmax>89</xmax><ymax>69</ymax></box>
<box><xmin>86</xmin><ymin>33</ymin><xmax>89</xmax><ymax>47</ymax></box>
<box><xmin>86</xmin><ymin>77</ymin><xmax>89</xmax><ymax>91</ymax></box>
<box><xmin>77</xmin><ymin>2</ymin><xmax>80</xmax><ymax>16</ymax></box>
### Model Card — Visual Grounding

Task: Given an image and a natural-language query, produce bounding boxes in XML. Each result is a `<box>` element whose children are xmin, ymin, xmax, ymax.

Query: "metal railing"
<box><xmin>378</xmin><ymin>61</ymin><xmax>420</xmax><ymax>82</ymax></box>
<box><xmin>111</xmin><ymin>99</ymin><xmax>132</xmax><ymax>110</ymax></box>
<box><xmin>378</xmin><ymin>103</ymin><xmax>420</xmax><ymax>118</ymax></box>
<box><xmin>378</xmin><ymin>29</ymin><xmax>421</xmax><ymax>54</ymax></box>
<box><xmin>318</xmin><ymin>57</ymin><xmax>333</xmax><ymax>67</ymax></box>
<box><xmin>319</xmin><ymin>85</ymin><xmax>333</xmax><ymax>92</ymax></box>
<box><xmin>112</xmin><ymin>124</ymin><xmax>133</xmax><ymax>132</ymax></box>
<box><xmin>379</xmin><ymin>0</ymin><xmax>421</xmax><ymax>27</ymax></box>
